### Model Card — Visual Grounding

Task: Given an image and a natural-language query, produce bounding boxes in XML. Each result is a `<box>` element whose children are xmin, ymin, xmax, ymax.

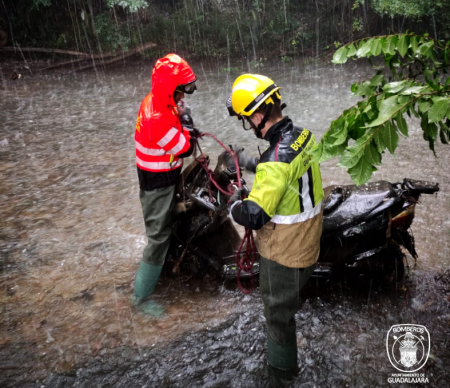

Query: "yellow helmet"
<box><xmin>231</xmin><ymin>74</ymin><xmax>281</xmax><ymax>117</ymax></box>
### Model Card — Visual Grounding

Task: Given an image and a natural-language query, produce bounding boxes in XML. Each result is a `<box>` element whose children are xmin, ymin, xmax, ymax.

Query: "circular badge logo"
<box><xmin>386</xmin><ymin>324</ymin><xmax>430</xmax><ymax>373</ymax></box>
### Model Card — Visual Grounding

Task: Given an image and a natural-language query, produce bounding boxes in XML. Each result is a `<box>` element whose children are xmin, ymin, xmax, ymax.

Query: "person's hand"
<box><xmin>177</xmin><ymin>100</ymin><xmax>191</xmax><ymax>116</ymax></box>
<box><xmin>227</xmin><ymin>187</ymin><xmax>250</xmax><ymax>214</ymax></box>
<box><xmin>237</xmin><ymin>151</ymin><xmax>259</xmax><ymax>173</ymax></box>
<box><xmin>190</xmin><ymin>127</ymin><xmax>202</xmax><ymax>139</ymax></box>
<box><xmin>180</xmin><ymin>113</ymin><xmax>194</xmax><ymax>129</ymax></box>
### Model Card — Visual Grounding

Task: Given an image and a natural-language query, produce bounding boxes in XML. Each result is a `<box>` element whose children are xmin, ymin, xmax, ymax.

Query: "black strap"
<box><xmin>307</xmin><ymin>167</ymin><xmax>315</xmax><ymax>207</ymax></box>
<box><xmin>243</xmin><ymin>84</ymin><xmax>278</xmax><ymax>113</ymax></box>
<box><xmin>298</xmin><ymin>177</ymin><xmax>304</xmax><ymax>213</ymax></box>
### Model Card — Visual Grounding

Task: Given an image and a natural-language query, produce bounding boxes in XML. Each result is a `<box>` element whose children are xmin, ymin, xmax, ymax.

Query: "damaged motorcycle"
<box><xmin>164</xmin><ymin>148</ymin><xmax>439</xmax><ymax>285</ymax></box>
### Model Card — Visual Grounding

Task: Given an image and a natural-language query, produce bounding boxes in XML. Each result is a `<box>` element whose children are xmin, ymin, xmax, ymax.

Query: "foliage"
<box><xmin>312</xmin><ymin>33</ymin><xmax>450</xmax><ymax>185</ymax></box>
<box><xmin>371</xmin><ymin>0</ymin><xmax>444</xmax><ymax>18</ymax></box>
<box><xmin>29</xmin><ymin>0</ymin><xmax>52</xmax><ymax>10</ymax></box>
<box><xmin>106</xmin><ymin>0</ymin><xmax>147</xmax><ymax>13</ymax></box>
<box><xmin>95</xmin><ymin>12</ymin><xmax>130</xmax><ymax>53</ymax></box>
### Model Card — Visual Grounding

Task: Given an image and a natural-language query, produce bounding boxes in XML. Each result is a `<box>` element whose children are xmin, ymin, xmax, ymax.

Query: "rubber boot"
<box><xmin>267</xmin><ymin>337</ymin><xmax>299</xmax><ymax>382</ymax></box>
<box><xmin>132</xmin><ymin>262</ymin><xmax>165</xmax><ymax>318</ymax></box>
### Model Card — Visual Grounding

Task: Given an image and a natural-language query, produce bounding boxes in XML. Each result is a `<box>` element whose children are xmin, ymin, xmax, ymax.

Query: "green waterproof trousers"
<box><xmin>259</xmin><ymin>256</ymin><xmax>316</xmax><ymax>371</ymax></box>
<box><xmin>133</xmin><ymin>186</ymin><xmax>175</xmax><ymax>300</ymax></box>
<box><xmin>140</xmin><ymin>186</ymin><xmax>175</xmax><ymax>266</ymax></box>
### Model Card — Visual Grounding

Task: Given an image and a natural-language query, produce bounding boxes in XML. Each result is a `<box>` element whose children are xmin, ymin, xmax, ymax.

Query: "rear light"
<box><xmin>391</xmin><ymin>204</ymin><xmax>416</xmax><ymax>229</ymax></box>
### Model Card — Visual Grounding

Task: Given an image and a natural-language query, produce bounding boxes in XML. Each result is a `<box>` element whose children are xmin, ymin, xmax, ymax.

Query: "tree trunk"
<box><xmin>0</xmin><ymin>27</ymin><xmax>7</xmax><ymax>47</ymax></box>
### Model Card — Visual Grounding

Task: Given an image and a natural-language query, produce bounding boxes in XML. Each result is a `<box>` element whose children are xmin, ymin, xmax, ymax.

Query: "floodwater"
<box><xmin>0</xmin><ymin>59</ymin><xmax>449</xmax><ymax>387</ymax></box>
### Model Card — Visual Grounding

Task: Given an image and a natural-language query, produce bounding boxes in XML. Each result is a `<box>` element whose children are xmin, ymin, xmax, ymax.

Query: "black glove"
<box><xmin>237</xmin><ymin>151</ymin><xmax>259</xmax><ymax>173</ymax></box>
<box><xmin>227</xmin><ymin>187</ymin><xmax>250</xmax><ymax>215</ymax></box>
<box><xmin>180</xmin><ymin>113</ymin><xmax>194</xmax><ymax>129</ymax></box>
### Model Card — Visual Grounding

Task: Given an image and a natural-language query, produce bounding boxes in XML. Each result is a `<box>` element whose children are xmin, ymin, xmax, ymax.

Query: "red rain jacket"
<box><xmin>135</xmin><ymin>54</ymin><xmax>196</xmax><ymax>190</ymax></box>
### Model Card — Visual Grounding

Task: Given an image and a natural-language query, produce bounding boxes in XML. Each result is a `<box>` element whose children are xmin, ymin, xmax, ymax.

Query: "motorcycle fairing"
<box><xmin>322</xmin><ymin>181</ymin><xmax>400</xmax><ymax>234</ymax></box>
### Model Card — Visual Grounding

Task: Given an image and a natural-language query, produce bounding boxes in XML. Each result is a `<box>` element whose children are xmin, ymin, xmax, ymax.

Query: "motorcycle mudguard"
<box><xmin>402</xmin><ymin>178</ymin><xmax>439</xmax><ymax>194</ymax></box>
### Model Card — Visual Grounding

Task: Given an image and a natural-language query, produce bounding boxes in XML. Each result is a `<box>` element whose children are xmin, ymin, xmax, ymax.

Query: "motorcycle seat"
<box><xmin>322</xmin><ymin>181</ymin><xmax>399</xmax><ymax>234</ymax></box>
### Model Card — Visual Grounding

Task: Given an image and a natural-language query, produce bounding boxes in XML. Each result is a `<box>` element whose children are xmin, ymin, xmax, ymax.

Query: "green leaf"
<box><xmin>348</xmin><ymin>155</ymin><xmax>375</xmax><ymax>185</ymax></box>
<box><xmin>337</xmin><ymin>147</ymin><xmax>363</xmax><ymax>169</ymax></box>
<box><xmin>364</xmin><ymin>141</ymin><xmax>382</xmax><ymax>165</ymax></box>
<box><xmin>356</xmin><ymin>39</ymin><xmax>372</xmax><ymax>57</ymax></box>
<box><xmin>370</xmin><ymin>74</ymin><xmax>384</xmax><ymax>86</ymax></box>
<box><xmin>428</xmin><ymin>97</ymin><xmax>450</xmax><ymax>123</ymax></box>
<box><xmin>354</xmin><ymin>81</ymin><xmax>377</xmax><ymax>96</ymax></box>
<box><xmin>399</xmin><ymin>86</ymin><xmax>427</xmax><ymax>95</ymax></box>
<box><xmin>347</xmin><ymin>43</ymin><xmax>357</xmax><ymax>57</ymax></box>
<box><xmin>383</xmin><ymin>80</ymin><xmax>409</xmax><ymax>94</ymax></box>
<box><xmin>366</xmin><ymin>96</ymin><xmax>402</xmax><ymax>127</ymax></box>
<box><xmin>371</xmin><ymin>38</ymin><xmax>382</xmax><ymax>56</ymax></box>
<box><xmin>332</xmin><ymin>46</ymin><xmax>348</xmax><ymax>64</ymax></box>
<box><xmin>395</xmin><ymin>112</ymin><xmax>408</xmax><ymax>136</ymax></box>
<box><xmin>380</xmin><ymin>122</ymin><xmax>399</xmax><ymax>154</ymax></box>
<box><xmin>319</xmin><ymin>141</ymin><xmax>348</xmax><ymax>163</ymax></box>
<box><xmin>373</xmin><ymin>129</ymin><xmax>385</xmax><ymax>152</ymax></box>
<box><xmin>309</xmin><ymin>142</ymin><xmax>323</xmax><ymax>162</ymax></box>
<box><xmin>397</xmin><ymin>35</ymin><xmax>409</xmax><ymax>57</ymax></box>
<box><xmin>397</xmin><ymin>95</ymin><xmax>412</xmax><ymax>104</ymax></box>
<box><xmin>331</xmin><ymin>125</ymin><xmax>348</xmax><ymax>146</ymax></box>
<box><xmin>418</xmin><ymin>41</ymin><xmax>434</xmax><ymax>58</ymax></box>
<box><xmin>337</xmin><ymin>129</ymin><xmax>374</xmax><ymax>169</ymax></box>
<box><xmin>382</xmin><ymin>35</ymin><xmax>397</xmax><ymax>55</ymax></box>
<box><xmin>410</xmin><ymin>36</ymin><xmax>419</xmax><ymax>53</ymax></box>
<box><xmin>418</xmin><ymin>99</ymin><xmax>432</xmax><ymax>113</ymax></box>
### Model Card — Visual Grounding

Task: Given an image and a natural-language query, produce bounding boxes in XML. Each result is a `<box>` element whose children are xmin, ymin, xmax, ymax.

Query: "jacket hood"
<box><xmin>151</xmin><ymin>53</ymin><xmax>196</xmax><ymax>111</ymax></box>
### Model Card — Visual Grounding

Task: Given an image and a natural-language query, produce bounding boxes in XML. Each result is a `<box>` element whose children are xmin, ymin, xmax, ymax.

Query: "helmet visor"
<box><xmin>176</xmin><ymin>81</ymin><xmax>197</xmax><ymax>94</ymax></box>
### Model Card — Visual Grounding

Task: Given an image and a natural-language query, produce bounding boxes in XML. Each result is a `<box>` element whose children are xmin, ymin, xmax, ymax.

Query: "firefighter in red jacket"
<box><xmin>132</xmin><ymin>53</ymin><xmax>198</xmax><ymax>314</ymax></box>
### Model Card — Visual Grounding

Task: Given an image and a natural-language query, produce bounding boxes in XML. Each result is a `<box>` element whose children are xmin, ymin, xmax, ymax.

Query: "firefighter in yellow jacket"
<box><xmin>227</xmin><ymin>74</ymin><xmax>324</xmax><ymax>380</ymax></box>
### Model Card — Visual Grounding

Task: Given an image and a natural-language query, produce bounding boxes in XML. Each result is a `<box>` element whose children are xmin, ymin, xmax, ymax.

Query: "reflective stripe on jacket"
<box><xmin>135</xmin><ymin>54</ymin><xmax>195</xmax><ymax>189</ymax></box>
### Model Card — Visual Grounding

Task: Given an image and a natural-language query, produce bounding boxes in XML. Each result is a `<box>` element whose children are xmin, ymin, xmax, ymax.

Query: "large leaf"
<box><xmin>348</xmin><ymin>156</ymin><xmax>376</xmax><ymax>185</ymax></box>
<box><xmin>395</xmin><ymin>112</ymin><xmax>408</xmax><ymax>136</ymax></box>
<box><xmin>337</xmin><ymin>130</ymin><xmax>374</xmax><ymax>168</ymax></box>
<box><xmin>380</xmin><ymin>122</ymin><xmax>399</xmax><ymax>154</ymax></box>
<box><xmin>418</xmin><ymin>41</ymin><xmax>434</xmax><ymax>58</ymax></box>
<box><xmin>309</xmin><ymin>142</ymin><xmax>323</xmax><ymax>162</ymax></box>
<box><xmin>366</xmin><ymin>96</ymin><xmax>402</xmax><ymax>127</ymax></box>
<box><xmin>347</xmin><ymin>43</ymin><xmax>357</xmax><ymax>57</ymax></box>
<box><xmin>354</xmin><ymin>81</ymin><xmax>377</xmax><ymax>96</ymax></box>
<box><xmin>397</xmin><ymin>35</ymin><xmax>409</xmax><ymax>57</ymax></box>
<box><xmin>364</xmin><ymin>141</ymin><xmax>382</xmax><ymax>165</ymax></box>
<box><xmin>418</xmin><ymin>98</ymin><xmax>432</xmax><ymax>113</ymax></box>
<box><xmin>382</xmin><ymin>35</ymin><xmax>397</xmax><ymax>55</ymax></box>
<box><xmin>371</xmin><ymin>38</ymin><xmax>382</xmax><ymax>56</ymax></box>
<box><xmin>383</xmin><ymin>80</ymin><xmax>408</xmax><ymax>94</ymax></box>
<box><xmin>410</xmin><ymin>36</ymin><xmax>419</xmax><ymax>53</ymax></box>
<box><xmin>373</xmin><ymin>129</ymin><xmax>385</xmax><ymax>153</ymax></box>
<box><xmin>332</xmin><ymin>46</ymin><xmax>348</xmax><ymax>64</ymax></box>
<box><xmin>331</xmin><ymin>122</ymin><xmax>348</xmax><ymax>145</ymax></box>
<box><xmin>399</xmin><ymin>85</ymin><xmax>428</xmax><ymax>95</ymax></box>
<box><xmin>370</xmin><ymin>74</ymin><xmax>384</xmax><ymax>86</ymax></box>
<box><xmin>337</xmin><ymin>148</ymin><xmax>363</xmax><ymax>169</ymax></box>
<box><xmin>356</xmin><ymin>39</ymin><xmax>372</xmax><ymax>57</ymax></box>
<box><xmin>428</xmin><ymin>97</ymin><xmax>450</xmax><ymax>123</ymax></box>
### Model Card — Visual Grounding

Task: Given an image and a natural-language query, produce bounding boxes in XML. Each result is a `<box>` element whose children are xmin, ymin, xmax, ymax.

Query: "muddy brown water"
<box><xmin>0</xmin><ymin>59</ymin><xmax>449</xmax><ymax>387</ymax></box>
